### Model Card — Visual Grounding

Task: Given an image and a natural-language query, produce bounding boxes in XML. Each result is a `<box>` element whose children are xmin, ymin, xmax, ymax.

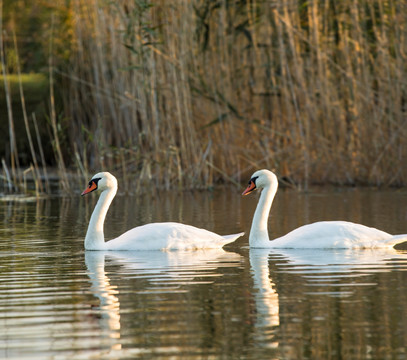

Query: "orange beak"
<box><xmin>81</xmin><ymin>181</ymin><xmax>98</xmax><ymax>196</ymax></box>
<box><xmin>242</xmin><ymin>180</ymin><xmax>256</xmax><ymax>196</ymax></box>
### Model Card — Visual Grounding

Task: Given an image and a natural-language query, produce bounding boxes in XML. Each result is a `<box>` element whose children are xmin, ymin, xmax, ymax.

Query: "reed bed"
<box><xmin>2</xmin><ymin>0</ymin><xmax>407</xmax><ymax>194</ymax></box>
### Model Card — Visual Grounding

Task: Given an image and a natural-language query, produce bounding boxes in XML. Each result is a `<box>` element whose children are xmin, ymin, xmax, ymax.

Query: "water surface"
<box><xmin>1</xmin><ymin>188</ymin><xmax>407</xmax><ymax>359</ymax></box>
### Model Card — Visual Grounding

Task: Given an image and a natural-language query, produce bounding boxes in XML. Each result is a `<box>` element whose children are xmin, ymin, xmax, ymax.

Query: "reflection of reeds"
<box><xmin>3</xmin><ymin>0</ymin><xmax>407</xmax><ymax>194</ymax></box>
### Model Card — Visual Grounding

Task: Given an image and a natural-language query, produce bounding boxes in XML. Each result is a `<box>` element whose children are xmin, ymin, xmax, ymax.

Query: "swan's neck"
<box><xmin>249</xmin><ymin>184</ymin><xmax>277</xmax><ymax>247</ymax></box>
<box><xmin>85</xmin><ymin>187</ymin><xmax>117</xmax><ymax>250</ymax></box>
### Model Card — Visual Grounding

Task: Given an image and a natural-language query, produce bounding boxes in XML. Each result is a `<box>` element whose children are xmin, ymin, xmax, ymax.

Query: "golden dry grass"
<box><xmin>3</xmin><ymin>0</ymin><xmax>407</xmax><ymax>193</ymax></box>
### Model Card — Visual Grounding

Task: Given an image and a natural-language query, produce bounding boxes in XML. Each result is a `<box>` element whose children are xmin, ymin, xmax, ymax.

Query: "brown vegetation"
<box><xmin>2</xmin><ymin>0</ymin><xmax>407</xmax><ymax>194</ymax></box>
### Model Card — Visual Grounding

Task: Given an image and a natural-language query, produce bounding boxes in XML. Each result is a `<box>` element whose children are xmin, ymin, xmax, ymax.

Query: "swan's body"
<box><xmin>95</xmin><ymin>222</ymin><xmax>242</xmax><ymax>251</ymax></box>
<box><xmin>260</xmin><ymin>220</ymin><xmax>404</xmax><ymax>249</ymax></box>
<box><xmin>242</xmin><ymin>169</ymin><xmax>407</xmax><ymax>249</ymax></box>
<box><xmin>82</xmin><ymin>172</ymin><xmax>243</xmax><ymax>251</ymax></box>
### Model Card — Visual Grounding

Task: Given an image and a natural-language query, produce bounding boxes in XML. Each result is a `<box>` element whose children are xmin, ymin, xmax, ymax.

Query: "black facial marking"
<box><xmin>89</xmin><ymin>177</ymin><xmax>101</xmax><ymax>188</ymax></box>
<box><xmin>250</xmin><ymin>176</ymin><xmax>259</xmax><ymax>185</ymax></box>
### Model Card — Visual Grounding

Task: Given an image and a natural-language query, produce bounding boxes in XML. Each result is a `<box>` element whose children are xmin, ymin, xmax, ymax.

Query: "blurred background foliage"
<box><xmin>1</xmin><ymin>0</ymin><xmax>407</xmax><ymax>194</ymax></box>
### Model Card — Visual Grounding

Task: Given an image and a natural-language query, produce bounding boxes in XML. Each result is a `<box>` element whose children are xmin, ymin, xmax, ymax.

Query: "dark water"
<box><xmin>1</xmin><ymin>188</ymin><xmax>407</xmax><ymax>359</ymax></box>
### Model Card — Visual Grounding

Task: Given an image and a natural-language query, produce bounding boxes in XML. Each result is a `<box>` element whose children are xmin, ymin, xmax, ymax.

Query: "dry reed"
<box><xmin>3</xmin><ymin>0</ymin><xmax>407</xmax><ymax>194</ymax></box>
<box><xmin>0</xmin><ymin>2</ymin><xmax>20</xmax><ymax>189</ymax></box>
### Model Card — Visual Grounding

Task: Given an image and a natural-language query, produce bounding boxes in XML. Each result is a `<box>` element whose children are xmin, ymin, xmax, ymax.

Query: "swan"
<box><xmin>242</xmin><ymin>169</ymin><xmax>407</xmax><ymax>248</ymax></box>
<box><xmin>81</xmin><ymin>172</ymin><xmax>244</xmax><ymax>250</ymax></box>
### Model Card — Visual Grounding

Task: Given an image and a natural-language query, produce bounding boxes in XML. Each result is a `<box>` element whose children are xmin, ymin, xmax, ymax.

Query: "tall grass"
<box><xmin>3</xmin><ymin>0</ymin><xmax>407</xmax><ymax>193</ymax></box>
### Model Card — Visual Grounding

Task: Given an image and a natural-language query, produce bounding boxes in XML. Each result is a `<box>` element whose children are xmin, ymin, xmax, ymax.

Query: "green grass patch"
<box><xmin>0</xmin><ymin>73</ymin><xmax>50</xmax><ymax>166</ymax></box>
<box><xmin>0</xmin><ymin>73</ymin><xmax>48</xmax><ymax>103</ymax></box>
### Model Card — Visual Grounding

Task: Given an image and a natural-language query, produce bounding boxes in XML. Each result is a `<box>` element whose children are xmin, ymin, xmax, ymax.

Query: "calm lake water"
<box><xmin>1</xmin><ymin>187</ymin><xmax>407</xmax><ymax>359</ymax></box>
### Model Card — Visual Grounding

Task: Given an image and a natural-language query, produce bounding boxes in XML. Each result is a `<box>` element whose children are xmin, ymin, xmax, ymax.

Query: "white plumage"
<box><xmin>82</xmin><ymin>172</ymin><xmax>243</xmax><ymax>251</ymax></box>
<box><xmin>242</xmin><ymin>169</ymin><xmax>407</xmax><ymax>249</ymax></box>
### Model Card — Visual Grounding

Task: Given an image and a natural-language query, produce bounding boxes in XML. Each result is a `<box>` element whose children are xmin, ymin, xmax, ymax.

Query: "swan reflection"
<box><xmin>85</xmin><ymin>252</ymin><xmax>122</xmax><ymax>351</ymax></box>
<box><xmin>267</xmin><ymin>247</ymin><xmax>407</xmax><ymax>273</ymax></box>
<box><xmin>85</xmin><ymin>249</ymin><xmax>242</xmax><ymax>352</ymax></box>
<box><xmin>248</xmin><ymin>247</ymin><xmax>407</xmax><ymax>358</ymax></box>
<box><xmin>248</xmin><ymin>247</ymin><xmax>407</xmax><ymax>350</ymax></box>
<box><xmin>249</xmin><ymin>249</ymin><xmax>279</xmax><ymax>329</ymax></box>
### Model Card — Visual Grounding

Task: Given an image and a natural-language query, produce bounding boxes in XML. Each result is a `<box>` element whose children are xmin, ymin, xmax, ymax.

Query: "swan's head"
<box><xmin>242</xmin><ymin>169</ymin><xmax>278</xmax><ymax>196</ymax></box>
<box><xmin>81</xmin><ymin>172</ymin><xmax>118</xmax><ymax>196</ymax></box>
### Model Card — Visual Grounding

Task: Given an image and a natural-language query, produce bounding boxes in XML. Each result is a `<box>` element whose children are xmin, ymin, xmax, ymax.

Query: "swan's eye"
<box><xmin>88</xmin><ymin>178</ymin><xmax>101</xmax><ymax>189</ymax></box>
<box><xmin>251</xmin><ymin>176</ymin><xmax>259</xmax><ymax>185</ymax></box>
<box><xmin>92</xmin><ymin>178</ymin><xmax>102</xmax><ymax>186</ymax></box>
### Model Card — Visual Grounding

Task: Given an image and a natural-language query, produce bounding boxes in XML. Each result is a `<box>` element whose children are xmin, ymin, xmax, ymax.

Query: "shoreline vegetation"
<box><xmin>1</xmin><ymin>0</ymin><xmax>407</xmax><ymax>196</ymax></box>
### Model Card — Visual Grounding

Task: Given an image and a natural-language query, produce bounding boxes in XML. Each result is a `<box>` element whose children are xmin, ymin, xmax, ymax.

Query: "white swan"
<box><xmin>242</xmin><ymin>169</ymin><xmax>407</xmax><ymax>248</ymax></box>
<box><xmin>81</xmin><ymin>172</ymin><xmax>244</xmax><ymax>250</ymax></box>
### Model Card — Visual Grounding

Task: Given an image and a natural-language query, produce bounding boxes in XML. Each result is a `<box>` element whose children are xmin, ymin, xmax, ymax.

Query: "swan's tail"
<box><xmin>222</xmin><ymin>232</ymin><xmax>244</xmax><ymax>245</ymax></box>
<box><xmin>386</xmin><ymin>234</ymin><xmax>407</xmax><ymax>248</ymax></box>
